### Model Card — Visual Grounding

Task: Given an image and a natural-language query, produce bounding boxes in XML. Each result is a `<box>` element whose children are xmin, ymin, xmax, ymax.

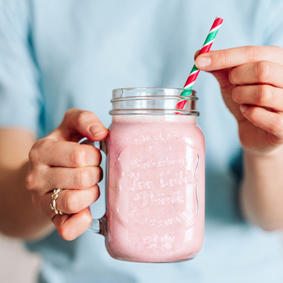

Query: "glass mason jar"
<box><xmin>89</xmin><ymin>87</ymin><xmax>205</xmax><ymax>263</ymax></box>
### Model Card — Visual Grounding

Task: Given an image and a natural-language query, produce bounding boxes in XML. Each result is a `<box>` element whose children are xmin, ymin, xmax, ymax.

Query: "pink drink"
<box><xmin>105</xmin><ymin>115</ymin><xmax>205</xmax><ymax>262</ymax></box>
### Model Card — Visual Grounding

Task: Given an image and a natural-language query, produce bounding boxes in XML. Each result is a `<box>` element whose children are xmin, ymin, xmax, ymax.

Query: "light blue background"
<box><xmin>1</xmin><ymin>0</ymin><xmax>283</xmax><ymax>282</ymax></box>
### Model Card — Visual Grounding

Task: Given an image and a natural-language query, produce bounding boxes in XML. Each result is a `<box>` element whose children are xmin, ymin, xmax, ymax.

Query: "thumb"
<box><xmin>195</xmin><ymin>54</ymin><xmax>241</xmax><ymax>120</ymax></box>
<box><xmin>208</xmin><ymin>68</ymin><xmax>233</xmax><ymax>91</ymax></box>
<box><xmin>195</xmin><ymin>52</ymin><xmax>232</xmax><ymax>90</ymax></box>
<box><xmin>194</xmin><ymin>50</ymin><xmax>231</xmax><ymax>89</ymax></box>
<box><xmin>52</xmin><ymin>108</ymin><xmax>108</xmax><ymax>142</ymax></box>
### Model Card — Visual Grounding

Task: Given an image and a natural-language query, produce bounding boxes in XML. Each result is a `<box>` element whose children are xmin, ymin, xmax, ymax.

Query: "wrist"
<box><xmin>243</xmin><ymin>143</ymin><xmax>283</xmax><ymax>159</ymax></box>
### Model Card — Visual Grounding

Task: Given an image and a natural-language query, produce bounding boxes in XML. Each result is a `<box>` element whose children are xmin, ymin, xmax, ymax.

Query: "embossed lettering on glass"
<box><xmin>89</xmin><ymin>88</ymin><xmax>205</xmax><ymax>263</ymax></box>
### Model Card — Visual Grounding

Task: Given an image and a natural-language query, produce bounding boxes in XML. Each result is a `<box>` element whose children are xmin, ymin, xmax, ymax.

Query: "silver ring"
<box><xmin>50</xmin><ymin>188</ymin><xmax>63</xmax><ymax>215</ymax></box>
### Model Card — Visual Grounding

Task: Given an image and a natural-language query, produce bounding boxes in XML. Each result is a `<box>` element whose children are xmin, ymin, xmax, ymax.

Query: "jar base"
<box><xmin>108</xmin><ymin>252</ymin><xmax>199</xmax><ymax>264</ymax></box>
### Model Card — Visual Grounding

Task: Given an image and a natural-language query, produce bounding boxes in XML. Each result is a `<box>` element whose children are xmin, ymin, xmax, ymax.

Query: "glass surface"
<box><xmin>90</xmin><ymin>88</ymin><xmax>205</xmax><ymax>263</ymax></box>
<box><xmin>110</xmin><ymin>87</ymin><xmax>199</xmax><ymax>116</ymax></box>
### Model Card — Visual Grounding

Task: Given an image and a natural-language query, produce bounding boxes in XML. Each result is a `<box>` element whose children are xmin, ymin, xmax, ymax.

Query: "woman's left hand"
<box><xmin>195</xmin><ymin>46</ymin><xmax>283</xmax><ymax>154</ymax></box>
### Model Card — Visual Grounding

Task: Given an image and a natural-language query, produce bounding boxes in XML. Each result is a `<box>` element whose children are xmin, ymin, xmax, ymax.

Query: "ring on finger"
<box><xmin>50</xmin><ymin>188</ymin><xmax>64</xmax><ymax>215</ymax></box>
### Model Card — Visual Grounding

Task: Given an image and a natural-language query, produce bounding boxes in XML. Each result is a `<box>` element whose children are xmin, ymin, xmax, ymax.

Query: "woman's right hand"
<box><xmin>25</xmin><ymin>109</ymin><xmax>108</xmax><ymax>241</ymax></box>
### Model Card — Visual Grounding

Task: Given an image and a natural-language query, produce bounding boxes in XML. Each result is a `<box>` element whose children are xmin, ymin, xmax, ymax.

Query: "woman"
<box><xmin>1</xmin><ymin>0</ymin><xmax>283</xmax><ymax>282</ymax></box>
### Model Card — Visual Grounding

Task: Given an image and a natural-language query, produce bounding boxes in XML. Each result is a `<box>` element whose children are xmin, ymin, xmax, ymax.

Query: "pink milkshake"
<box><xmin>105</xmin><ymin>114</ymin><xmax>205</xmax><ymax>262</ymax></box>
<box><xmin>87</xmin><ymin>88</ymin><xmax>205</xmax><ymax>262</ymax></box>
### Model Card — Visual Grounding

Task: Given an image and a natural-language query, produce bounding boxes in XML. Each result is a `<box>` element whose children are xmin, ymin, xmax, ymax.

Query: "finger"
<box><xmin>52</xmin><ymin>207</ymin><xmax>92</xmax><ymax>241</ymax></box>
<box><xmin>195</xmin><ymin>46</ymin><xmax>283</xmax><ymax>71</ymax></box>
<box><xmin>229</xmin><ymin>61</ymin><xmax>283</xmax><ymax>88</ymax></box>
<box><xmin>42</xmin><ymin>185</ymin><xmax>100</xmax><ymax>217</ymax></box>
<box><xmin>194</xmin><ymin>49</ymin><xmax>201</xmax><ymax>61</ymax></box>
<box><xmin>240</xmin><ymin>105</ymin><xmax>283</xmax><ymax>140</ymax></box>
<box><xmin>32</xmin><ymin>166</ymin><xmax>103</xmax><ymax>194</ymax></box>
<box><xmin>30</xmin><ymin>139</ymin><xmax>101</xmax><ymax>167</ymax></box>
<box><xmin>50</xmin><ymin>109</ymin><xmax>108</xmax><ymax>142</ymax></box>
<box><xmin>232</xmin><ymin>85</ymin><xmax>283</xmax><ymax>112</ymax></box>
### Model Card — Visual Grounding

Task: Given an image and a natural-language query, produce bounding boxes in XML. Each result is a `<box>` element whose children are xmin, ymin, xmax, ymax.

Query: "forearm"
<box><xmin>0</xmin><ymin>161</ymin><xmax>54</xmax><ymax>240</ymax></box>
<box><xmin>240</xmin><ymin>146</ymin><xmax>283</xmax><ymax>231</ymax></box>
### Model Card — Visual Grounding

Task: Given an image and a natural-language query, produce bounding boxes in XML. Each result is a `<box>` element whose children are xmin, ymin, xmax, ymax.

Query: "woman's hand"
<box><xmin>25</xmin><ymin>109</ymin><xmax>108</xmax><ymax>240</ymax></box>
<box><xmin>196</xmin><ymin>46</ymin><xmax>283</xmax><ymax>230</ymax></box>
<box><xmin>195</xmin><ymin>46</ymin><xmax>283</xmax><ymax>154</ymax></box>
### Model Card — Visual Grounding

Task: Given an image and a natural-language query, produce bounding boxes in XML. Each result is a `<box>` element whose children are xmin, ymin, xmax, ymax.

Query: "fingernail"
<box><xmin>240</xmin><ymin>105</ymin><xmax>248</xmax><ymax>113</ymax></box>
<box><xmin>89</xmin><ymin>124</ymin><xmax>105</xmax><ymax>137</ymax></box>
<box><xmin>195</xmin><ymin>56</ymin><xmax>211</xmax><ymax>68</ymax></box>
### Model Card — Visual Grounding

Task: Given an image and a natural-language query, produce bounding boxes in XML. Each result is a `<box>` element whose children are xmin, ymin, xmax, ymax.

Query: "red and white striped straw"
<box><xmin>176</xmin><ymin>17</ymin><xmax>223</xmax><ymax>110</ymax></box>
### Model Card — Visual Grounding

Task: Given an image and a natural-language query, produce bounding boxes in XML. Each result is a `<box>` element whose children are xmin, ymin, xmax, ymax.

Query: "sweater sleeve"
<box><xmin>0</xmin><ymin>0</ymin><xmax>43</xmax><ymax>137</ymax></box>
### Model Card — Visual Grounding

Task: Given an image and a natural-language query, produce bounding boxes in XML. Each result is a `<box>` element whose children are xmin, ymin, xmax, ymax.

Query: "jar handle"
<box><xmin>79</xmin><ymin>139</ymin><xmax>107</xmax><ymax>236</ymax></box>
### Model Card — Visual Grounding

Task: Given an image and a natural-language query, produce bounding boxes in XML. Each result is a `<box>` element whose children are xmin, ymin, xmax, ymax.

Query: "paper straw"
<box><xmin>176</xmin><ymin>17</ymin><xmax>223</xmax><ymax>110</ymax></box>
